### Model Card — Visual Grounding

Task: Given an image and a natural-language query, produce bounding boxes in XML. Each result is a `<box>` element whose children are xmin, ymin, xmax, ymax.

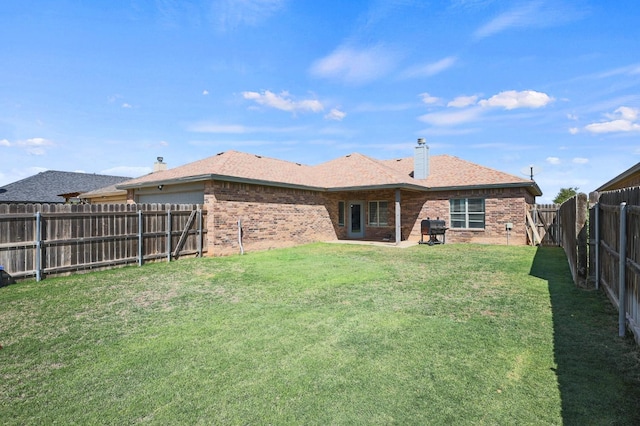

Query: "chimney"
<box><xmin>414</xmin><ymin>138</ymin><xmax>429</xmax><ymax>179</ymax></box>
<box><xmin>154</xmin><ymin>157</ymin><xmax>167</xmax><ymax>172</ymax></box>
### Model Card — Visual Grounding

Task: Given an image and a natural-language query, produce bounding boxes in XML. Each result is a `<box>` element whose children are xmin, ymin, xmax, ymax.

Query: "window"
<box><xmin>338</xmin><ymin>201</ymin><xmax>345</xmax><ymax>226</ymax></box>
<box><xmin>368</xmin><ymin>201</ymin><xmax>389</xmax><ymax>226</ymax></box>
<box><xmin>450</xmin><ymin>198</ymin><xmax>485</xmax><ymax>229</ymax></box>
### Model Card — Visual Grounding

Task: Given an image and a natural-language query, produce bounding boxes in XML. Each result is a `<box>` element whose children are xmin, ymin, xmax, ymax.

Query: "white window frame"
<box><xmin>368</xmin><ymin>201</ymin><xmax>389</xmax><ymax>226</ymax></box>
<box><xmin>450</xmin><ymin>198</ymin><xmax>485</xmax><ymax>229</ymax></box>
<box><xmin>338</xmin><ymin>201</ymin><xmax>345</xmax><ymax>227</ymax></box>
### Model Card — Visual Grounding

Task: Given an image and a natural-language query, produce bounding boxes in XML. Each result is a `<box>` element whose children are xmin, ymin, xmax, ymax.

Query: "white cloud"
<box><xmin>585</xmin><ymin>119</ymin><xmax>640</xmax><ymax>134</ymax></box>
<box><xmin>419</xmin><ymin>107</ymin><xmax>483</xmax><ymax>126</ymax></box>
<box><xmin>567</xmin><ymin>113</ymin><xmax>578</xmax><ymax>120</ymax></box>
<box><xmin>420</xmin><ymin>92</ymin><xmax>440</xmax><ymax>105</ymax></box>
<box><xmin>325</xmin><ymin>108</ymin><xmax>346</xmax><ymax>121</ymax></box>
<box><xmin>478</xmin><ymin>90</ymin><xmax>554</xmax><ymax>110</ymax></box>
<box><xmin>122</xmin><ymin>103</ymin><xmax>133</xmax><ymax>108</ymax></box>
<box><xmin>14</xmin><ymin>138</ymin><xmax>54</xmax><ymax>156</ymax></box>
<box><xmin>17</xmin><ymin>137</ymin><xmax>53</xmax><ymax>147</ymax></box>
<box><xmin>212</xmin><ymin>0</ymin><xmax>287</xmax><ymax>31</ymax></box>
<box><xmin>474</xmin><ymin>1</ymin><xmax>584</xmax><ymax>39</ymax></box>
<box><xmin>573</xmin><ymin>157</ymin><xmax>589</xmax><ymax>164</ymax></box>
<box><xmin>401</xmin><ymin>56</ymin><xmax>457</xmax><ymax>78</ymax></box>
<box><xmin>101</xmin><ymin>166</ymin><xmax>151</xmax><ymax>178</ymax></box>
<box><xmin>546</xmin><ymin>156</ymin><xmax>561</xmax><ymax>165</ymax></box>
<box><xmin>310</xmin><ymin>44</ymin><xmax>399</xmax><ymax>85</ymax></box>
<box><xmin>585</xmin><ymin>106</ymin><xmax>640</xmax><ymax>134</ymax></box>
<box><xmin>569</xmin><ymin>127</ymin><xmax>579</xmax><ymax>135</ymax></box>
<box><xmin>0</xmin><ymin>139</ymin><xmax>10</xmax><ymax>146</ymax></box>
<box><xmin>418</xmin><ymin>89</ymin><xmax>553</xmax><ymax>128</ymax></box>
<box><xmin>610</xmin><ymin>106</ymin><xmax>639</xmax><ymax>121</ymax></box>
<box><xmin>202</xmin><ymin>90</ymin><xmax>209</xmax><ymax>96</ymax></box>
<box><xmin>474</xmin><ymin>3</ymin><xmax>537</xmax><ymax>39</ymax></box>
<box><xmin>448</xmin><ymin>95</ymin><xmax>478</xmax><ymax>108</ymax></box>
<box><xmin>242</xmin><ymin>90</ymin><xmax>323</xmax><ymax>113</ymax></box>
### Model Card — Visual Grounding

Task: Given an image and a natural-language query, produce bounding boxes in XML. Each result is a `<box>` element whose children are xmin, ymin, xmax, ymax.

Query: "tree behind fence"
<box><xmin>0</xmin><ymin>203</ymin><xmax>207</xmax><ymax>280</ymax></box>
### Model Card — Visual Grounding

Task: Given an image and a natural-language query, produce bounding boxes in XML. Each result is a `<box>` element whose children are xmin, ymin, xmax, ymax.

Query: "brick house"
<box><xmin>118</xmin><ymin>141</ymin><xmax>541</xmax><ymax>255</ymax></box>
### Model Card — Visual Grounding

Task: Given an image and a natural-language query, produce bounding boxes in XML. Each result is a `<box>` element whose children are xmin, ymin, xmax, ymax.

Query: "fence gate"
<box><xmin>527</xmin><ymin>204</ymin><xmax>560</xmax><ymax>246</ymax></box>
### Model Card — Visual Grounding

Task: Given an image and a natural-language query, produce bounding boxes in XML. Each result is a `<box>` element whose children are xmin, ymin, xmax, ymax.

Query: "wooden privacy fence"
<box><xmin>558</xmin><ymin>194</ymin><xmax>588</xmax><ymax>286</ymax></box>
<box><xmin>527</xmin><ymin>204</ymin><xmax>560</xmax><ymax>246</ymax></box>
<box><xmin>591</xmin><ymin>187</ymin><xmax>640</xmax><ymax>343</ymax></box>
<box><xmin>0</xmin><ymin>203</ymin><xmax>207</xmax><ymax>281</ymax></box>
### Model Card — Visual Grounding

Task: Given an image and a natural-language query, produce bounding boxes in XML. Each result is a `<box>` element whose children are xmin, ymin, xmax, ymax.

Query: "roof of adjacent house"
<box><xmin>0</xmin><ymin>171</ymin><xmax>131</xmax><ymax>203</ymax></box>
<box><xmin>595</xmin><ymin>161</ymin><xmax>640</xmax><ymax>192</ymax></box>
<box><xmin>79</xmin><ymin>183</ymin><xmax>128</xmax><ymax>199</ymax></box>
<box><xmin>118</xmin><ymin>150</ymin><xmax>542</xmax><ymax>196</ymax></box>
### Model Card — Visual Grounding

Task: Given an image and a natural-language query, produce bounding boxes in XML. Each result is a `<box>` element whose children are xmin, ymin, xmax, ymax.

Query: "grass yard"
<box><xmin>1</xmin><ymin>243</ymin><xmax>639</xmax><ymax>425</ymax></box>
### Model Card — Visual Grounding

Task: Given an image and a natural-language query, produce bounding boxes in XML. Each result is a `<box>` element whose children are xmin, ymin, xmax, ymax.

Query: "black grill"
<box><xmin>419</xmin><ymin>218</ymin><xmax>448</xmax><ymax>245</ymax></box>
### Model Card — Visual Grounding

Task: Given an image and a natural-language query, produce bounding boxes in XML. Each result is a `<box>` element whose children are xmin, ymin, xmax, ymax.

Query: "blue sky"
<box><xmin>1</xmin><ymin>0</ymin><xmax>639</xmax><ymax>203</ymax></box>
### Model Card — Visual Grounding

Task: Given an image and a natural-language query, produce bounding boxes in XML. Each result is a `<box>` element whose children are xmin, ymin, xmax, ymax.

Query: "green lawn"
<box><xmin>1</xmin><ymin>243</ymin><xmax>639</xmax><ymax>425</ymax></box>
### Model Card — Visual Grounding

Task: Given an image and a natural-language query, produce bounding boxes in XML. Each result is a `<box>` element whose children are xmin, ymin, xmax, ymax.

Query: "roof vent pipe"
<box><xmin>414</xmin><ymin>138</ymin><xmax>430</xmax><ymax>179</ymax></box>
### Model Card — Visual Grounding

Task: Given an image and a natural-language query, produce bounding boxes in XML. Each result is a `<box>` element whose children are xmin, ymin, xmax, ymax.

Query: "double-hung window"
<box><xmin>368</xmin><ymin>201</ymin><xmax>388</xmax><ymax>226</ymax></box>
<box><xmin>450</xmin><ymin>198</ymin><xmax>485</xmax><ymax>229</ymax></box>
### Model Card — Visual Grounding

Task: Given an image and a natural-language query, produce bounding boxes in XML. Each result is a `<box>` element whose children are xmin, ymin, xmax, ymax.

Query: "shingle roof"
<box><xmin>117</xmin><ymin>150</ymin><xmax>541</xmax><ymax>195</ymax></box>
<box><xmin>119</xmin><ymin>150</ymin><xmax>317</xmax><ymax>189</ymax></box>
<box><xmin>381</xmin><ymin>155</ymin><xmax>536</xmax><ymax>189</ymax></box>
<box><xmin>79</xmin><ymin>183</ymin><xmax>128</xmax><ymax>199</ymax></box>
<box><xmin>0</xmin><ymin>171</ymin><xmax>131</xmax><ymax>203</ymax></box>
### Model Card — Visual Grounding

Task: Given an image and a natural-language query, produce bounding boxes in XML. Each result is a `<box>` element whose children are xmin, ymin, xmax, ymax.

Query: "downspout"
<box><xmin>395</xmin><ymin>189</ymin><xmax>401</xmax><ymax>245</ymax></box>
<box><xmin>238</xmin><ymin>218</ymin><xmax>244</xmax><ymax>255</ymax></box>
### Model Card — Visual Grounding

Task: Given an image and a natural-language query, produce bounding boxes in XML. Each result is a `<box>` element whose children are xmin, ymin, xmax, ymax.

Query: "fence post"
<box><xmin>557</xmin><ymin>206</ymin><xmax>562</xmax><ymax>247</ymax></box>
<box><xmin>137</xmin><ymin>210</ymin><xmax>143</xmax><ymax>266</ymax></box>
<box><xmin>35</xmin><ymin>211</ymin><xmax>42</xmax><ymax>282</ymax></box>
<box><xmin>576</xmin><ymin>193</ymin><xmax>588</xmax><ymax>284</ymax></box>
<box><xmin>167</xmin><ymin>209</ymin><xmax>172</xmax><ymax>262</ymax></box>
<box><xmin>594</xmin><ymin>203</ymin><xmax>600</xmax><ymax>290</ymax></box>
<box><xmin>619</xmin><ymin>202</ymin><xmax>627</xmax><ymax>337</ymax></box>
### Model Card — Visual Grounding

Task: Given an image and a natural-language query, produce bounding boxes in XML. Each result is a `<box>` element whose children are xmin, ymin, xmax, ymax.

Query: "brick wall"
<box><xmin>204</xmin><ymin>180</ymin><xmax>535</xmax><ymax>254</ymax></box>
<box><xmin>205</xmin><ymin>181</ymin><xmax>336</xmax><ymax>255</ymax></box>
<box><xmin>402</xmin><ymin>187</ymin><xmax>533</xmax><ymax>245</ymax></box>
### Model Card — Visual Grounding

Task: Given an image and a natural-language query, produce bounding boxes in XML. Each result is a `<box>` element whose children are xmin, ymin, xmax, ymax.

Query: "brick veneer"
<box><xmin>205</xmin><ymin>181</ymin><xmax>336</xmax><ymax>256</ymax></box>
<box><xmin>203</xmin><ymin>181</ymin><xmax>535</xmax><ymax>255</ymax></box>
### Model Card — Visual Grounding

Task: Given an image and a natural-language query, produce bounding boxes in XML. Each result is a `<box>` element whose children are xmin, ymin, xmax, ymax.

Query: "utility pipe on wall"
<box><xmin>238</xmin><ymin>219</ymin><xmax>244</xmax><ymax>255</ymax></box>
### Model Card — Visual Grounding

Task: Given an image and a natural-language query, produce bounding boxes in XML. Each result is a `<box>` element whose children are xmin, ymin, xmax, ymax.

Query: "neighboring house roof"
<box><xmin>0</xmin><ymin>171</ymin><xmax>131</xmax><ymax>203</ymax></box>
<box><xmin>595</xmin><ymin>161</ymin><xmax>640</xmax><ymax>192</ymax></box>
<box><xmin>118</xmin><ymin>150</ymin><xmax>542</xmax><ymax>196</ymax></box>
<box><xmin>79</xmin><ymin>183</ymin><xmax>128</xmax><ymax>199</ymax></box>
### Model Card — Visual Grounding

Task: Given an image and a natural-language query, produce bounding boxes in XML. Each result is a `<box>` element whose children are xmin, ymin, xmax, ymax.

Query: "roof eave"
<box><xmin>118</xmin><ymin>174</ymin><xmax>324</xmax><ymax>192</ymax></box>
<box><xmin>428</xmin><ymin>181</ymin><xmax>542</xmax><ymax>196</ymax></box>
<box><xmin>326</xmin><ymin>183</ymin><xmax>427</xmax><ymax>192</ymax></box>
<box><xmin>595</xmin><ymin>162</ymin><xmax>640</xmax><ymax>192</ymax></box>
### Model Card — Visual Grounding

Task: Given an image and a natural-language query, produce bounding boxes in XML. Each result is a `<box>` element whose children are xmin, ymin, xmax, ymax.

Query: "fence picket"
<box><xmin>0</xmin><ymin>203</ymin><xmax>207</xmax><ymax>281</ymax></box>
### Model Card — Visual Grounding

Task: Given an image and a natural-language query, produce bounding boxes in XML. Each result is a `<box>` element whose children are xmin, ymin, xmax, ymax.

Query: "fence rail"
<box><xmin>591</xmin><ymin>187</ymin><xmax>640</xmax><ymax>344</ymax></box>
<box><xmin>0</xmin><ymin>203</ymin><xmax>207</xmax><ymax>281</ymax></box>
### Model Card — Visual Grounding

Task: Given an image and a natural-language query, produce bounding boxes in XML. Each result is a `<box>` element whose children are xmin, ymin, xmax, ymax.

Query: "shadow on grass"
<box><xmin>530</xmin><ymin>246</ymin><xmax>640</xmax><ymax>425</ymax></box>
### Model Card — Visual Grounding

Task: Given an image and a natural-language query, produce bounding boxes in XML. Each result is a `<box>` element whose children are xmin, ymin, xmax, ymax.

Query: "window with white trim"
<box><xmin>450</xmin><ymin>198</ymin><xmax>485</xmax><ymax>229</ymax></box>
<box><xmin>338</xmin><ymin>201</ymin><xmax>345</xmax><ymax>226</ymax></box>
<box><xmin>368</xmin><ymin>201</ymin><xmax>389</xmax><ymax>226</ymax></box>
